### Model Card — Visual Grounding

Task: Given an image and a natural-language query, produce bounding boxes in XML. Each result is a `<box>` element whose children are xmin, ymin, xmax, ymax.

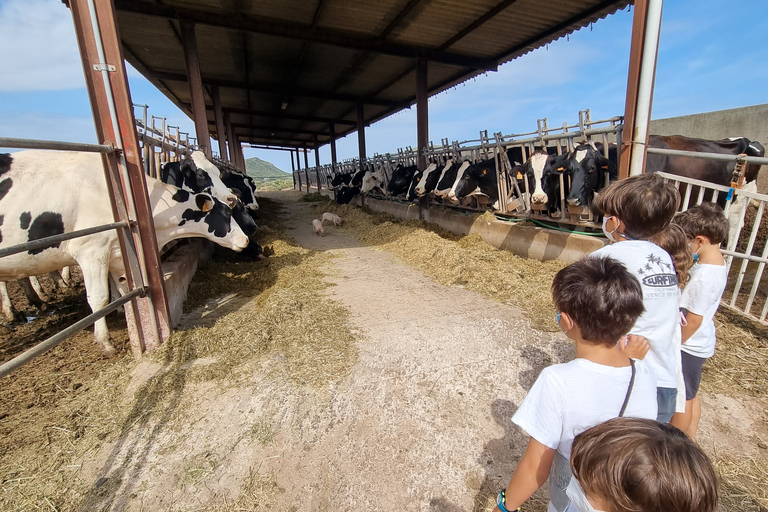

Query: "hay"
<box><xmin>703</xmin><ymin>311</ymin><xmax>768</xmax><ymax>397</ymax></box>
<box><xmin>299</xmin><ymin>192</ymin><xmax>332</xmax><ymax>203</ymax></box>
<box><xmin>713</xmin><ymin>456</ymin><xmax>768</xmax><ymax>511</ymax></box>
<box><xmin>316</xmin><ymin>202</ymin><xmax>566</xmax><ymax>331</ymax></box>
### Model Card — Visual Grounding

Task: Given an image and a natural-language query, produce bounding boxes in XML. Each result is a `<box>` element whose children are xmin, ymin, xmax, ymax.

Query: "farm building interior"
<box><xmin>1</xmin><ymin>1</ymin><xmax>767</xmax><ymax>511</ymax></box>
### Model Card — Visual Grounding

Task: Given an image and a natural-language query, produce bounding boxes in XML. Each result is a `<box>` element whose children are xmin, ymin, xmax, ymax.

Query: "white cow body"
<box><xmin>0</xmin><ymin>151</ymin><xmax>248</xmax><ymax>355</ymax></box>
<box><xmin>413</xmin><ymin>162</ymin><xmax>438</xmax><ymax>196</ymax></box>
<box><xmin>435</xmin><ymin>161</ymin><xmax>470</xmax><ymax>199</ymax></box>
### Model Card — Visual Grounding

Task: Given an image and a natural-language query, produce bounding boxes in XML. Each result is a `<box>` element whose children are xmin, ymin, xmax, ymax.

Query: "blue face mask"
<box><xmin>688</xmin><ymin>241</ymin><xmax>700</xmax><ymax>262</ymax></box>
<box><xmin>556</xmin><ymin>311</ymin><xmax>573</xmax><ymax>333</ymax></box>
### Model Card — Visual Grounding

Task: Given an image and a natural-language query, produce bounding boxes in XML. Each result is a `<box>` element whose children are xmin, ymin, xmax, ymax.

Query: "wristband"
<box><xmin>496</xmin><ymin>490</ymin><xmax>521</xmax><ymax>512</ymax></box>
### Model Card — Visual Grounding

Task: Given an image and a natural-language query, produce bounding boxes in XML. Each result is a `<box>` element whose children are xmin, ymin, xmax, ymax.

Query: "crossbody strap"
<box><xmin>618</xmin><ymin>359</ymin><xmax>636</xmax><ymax>418</ymax></box>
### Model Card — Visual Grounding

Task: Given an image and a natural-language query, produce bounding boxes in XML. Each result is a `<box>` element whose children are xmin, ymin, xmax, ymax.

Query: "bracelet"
<box><xmin>497</xmin><ymin>490</ymin><xmax>521</xmax><ymax>512</ymax></box>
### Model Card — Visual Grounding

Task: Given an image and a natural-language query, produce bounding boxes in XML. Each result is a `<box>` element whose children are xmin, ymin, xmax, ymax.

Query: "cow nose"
<box><xmin>226</xmin><ymin>195</ymin><xmax>237</xmax><ymax>208</ymax></box>
<box><xmin>567</xmin><ymin>198</ymin><xmax>581</xmax><ymax>207</ymax></box>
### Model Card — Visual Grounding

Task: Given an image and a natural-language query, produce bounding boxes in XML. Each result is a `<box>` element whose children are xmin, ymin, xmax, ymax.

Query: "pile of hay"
<box><xmin>317</xmin><ymin>202</ymin><xmax>566</xmax><ymax>331</ymax></box>
<box><xmin>299</xmin><ymin>192</ymin><xmax>329</xmax><ymax>202</ymax></box>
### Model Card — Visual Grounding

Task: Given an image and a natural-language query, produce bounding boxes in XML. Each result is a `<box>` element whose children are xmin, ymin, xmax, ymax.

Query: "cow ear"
<box><xmin>482</xmin><ymin>168</ymin><xmax>488</xmax><ymax>175</ymax></box>
<box><xmin>196</xmin><ymin>194</ymin><xmax>214</xmax><ymax>212</ymax></box>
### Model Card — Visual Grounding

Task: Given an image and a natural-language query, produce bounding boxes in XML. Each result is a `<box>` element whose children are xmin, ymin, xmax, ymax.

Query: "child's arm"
<box><xmin>619</xmin><ymin>334</ymin><xmax>650</xmax><ymax>360</ymax></box>
<box><xmin>494</xmin><ymin>437</ymin><xmax>555</xmax><ymax>512</ymax></box>
<box><xmin>681</xmin><ymin>311</ymin><xmax>703</xmax><ymax>343</ymax></box>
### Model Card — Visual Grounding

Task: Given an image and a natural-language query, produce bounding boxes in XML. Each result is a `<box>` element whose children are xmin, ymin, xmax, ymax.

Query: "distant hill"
<box><xmin>244</xmin><ymin>157</ymin><xmax>290</xmax><ymax>181</ymax></box>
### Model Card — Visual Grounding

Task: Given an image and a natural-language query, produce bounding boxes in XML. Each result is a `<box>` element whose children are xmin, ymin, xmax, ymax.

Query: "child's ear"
<box><xmin>560</xmin><ymin>311</ymin><xmax>575</xmax><ymax>332</ymax></box>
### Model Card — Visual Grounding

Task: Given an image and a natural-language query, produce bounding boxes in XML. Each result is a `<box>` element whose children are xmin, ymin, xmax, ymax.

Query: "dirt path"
<box><xmin>31</xmin><ymin>190</ymin><xmax>763</xmax><ymax>512</ymax></box>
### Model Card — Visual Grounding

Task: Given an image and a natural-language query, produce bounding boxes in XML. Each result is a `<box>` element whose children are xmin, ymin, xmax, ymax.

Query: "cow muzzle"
<box><xmin>531</xmin><ymin>193</ymin><xmax>548</xmax><ymax>204</ymax></box>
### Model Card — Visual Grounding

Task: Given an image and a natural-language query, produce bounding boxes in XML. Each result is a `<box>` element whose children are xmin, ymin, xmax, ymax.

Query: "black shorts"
<box><xmin>682</xmin><ymin>351</ymin><xmax>708</xmax><ymax>400</ymax></box>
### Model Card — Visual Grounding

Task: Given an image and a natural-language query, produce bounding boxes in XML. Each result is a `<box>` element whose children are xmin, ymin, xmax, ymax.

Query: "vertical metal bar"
<box><xmin>180</xmin><ymin>20</ymin><xmax>211</xmax><ymax>158</ymax></box>
<box><xmin>69</xmin><ymin>0</ymin><xmax>171</xmax><ymax>355</ymax></box>
<box><xmin>681</xmin><ymin>184</ymin><xmax>692</xmax><ymax>211</ymax></box>
<box><xmin>224</xmin><ymin>110</ymin><xmax>236</xmax><ymax>164</ymax></box>
<box><xmin>731</xmin><ymin>201</ymin><xmax>764</xmax><ymax>308</ymax></box>
<box><xmin>695</xmin><ymin>184</ymin><xmax>706</xmax><ymax>206</ymax></box>
<box><xmin>329</xmin><ymin>122</ymin><xmax>338</xmax><ymax>175</ymax></box>
<box><xmin>290</xmin><ymin>149</ymin><xmax>297</xmax><ymax>189</ymax></box>
<box><xmin>303</xmin><ymin>147</ymin><xmax>310</xmax><ymax>189</ymax></box>
<box><xmin>357</xmin><ymin>102</ymin><xmax>366</xmax><ymax>163</ymax></box>
<box><xmin>211</xmin><ymin>85</ymin><xmax>228</xmax><ymax>162</ymax></box>
<box><xmin>295</xmin><ymin>148</ymin><xmax>303</xmax><ymax>191</ymax></box>
<box><xmin>620</xmin><ymin>0</ymin><xmax>650</xmax><ymax>179</ymax></box>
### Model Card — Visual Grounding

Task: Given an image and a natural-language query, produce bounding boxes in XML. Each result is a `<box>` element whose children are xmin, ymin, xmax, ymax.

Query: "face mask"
<box><xmin>556</xmin><ymin>311</ymin><xmax>573</xmax><ymax>334</ymax></box>
<box><xmin>566</xmin><ymin>478</ymin><xmax>607</xmax><ymax>512</ymax></box>
<box><xmin>602</xmin><ymin>216</ymin><xmax>620</xmax><ymax>242</ymax></box>
<box><xmin>688</xmin><ymin>242</ymin><xmax>701</xmax><ymax>263</ymax></box>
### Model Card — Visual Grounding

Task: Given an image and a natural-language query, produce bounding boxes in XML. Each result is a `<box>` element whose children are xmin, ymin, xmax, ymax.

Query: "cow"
<box><xmin>335</xmin><ymin>185</ymin><xmax>361</xmax><ymax>205</ymax></box>
<box><xmin>434</xmin><ymin>161</ymin><xmax>470</xmax><ymax>199</ymax></box>
<box><xmin>329</xmin><ymin>171</ymin><xmax>353</xmax><ymax>190</ymax></box>
<box><xmin>646</xmin><ymin>135</ymin><xmax>765</xmax><ymax>207</ymax></box>
<box><xmin>0</xmin><ymin>151</ymin><xmax>249</xmax><ymax>356</ymax></box>
<box><xmin>410</xmin><ymin>161</ymin><xmax>446</xmax><ymax>199</ymax></box>
<box><xmin>404</xmin><ymin>167</ymin><xmax>425</xmax><ymax>201</ymax></box>
<box><xmin>160</xmin><ymin>151</ymin><xmax>239</xmax><ymax>207</ymax></box>
<box><xmin>386</xmin><ymin>164</ymin><xmax>418</xmax><ymax>197</ymax></box>
<box><xmin>361</xmin><ymin>169</ymin><xmax>386</xmax><ymax>195</ymax></box>
<box><xmin>220</xmin><ymin>168</ymin><xmax>259</xmax><ymax>210</ymax></box>
<box><xmin>564</xmin><ymin>143</ymin><xmax>617</xmax><ymax>209</ymax></box>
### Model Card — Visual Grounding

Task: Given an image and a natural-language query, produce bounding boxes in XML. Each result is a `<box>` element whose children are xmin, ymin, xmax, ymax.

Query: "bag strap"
<box><xmin>618</xmin><ymin>359</ymin><xmax>636</xmax><ymax>418</ymax></box>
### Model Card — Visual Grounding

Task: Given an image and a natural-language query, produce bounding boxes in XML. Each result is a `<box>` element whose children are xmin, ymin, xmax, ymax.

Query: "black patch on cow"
<box><xmin>27</xmin><ymin>211</ymin><xmax>65</xmax><ymax>255</ymax></box>
<box><xmin>19</xmin><ymin>211</ymin><xmax>31</xmax><ymax>230</ymax></box>
<box><xmin>172</xmin><ymin>189</ymin><xmax>190</xmax><ymax>203</ymax></box>
<box><xmin>0</xmin><ymin>154</ymin><xmax>12</xmax><ymax>177</ymax></box>
<box><xmin>179</xmin><ymin>196</ymin><xmax>234</xmax><ymax>239</ymax></box>
<box><xmin>0</xmin><ymin>178</ymin><xmax>12</xmax><ymax>202</ymax></box>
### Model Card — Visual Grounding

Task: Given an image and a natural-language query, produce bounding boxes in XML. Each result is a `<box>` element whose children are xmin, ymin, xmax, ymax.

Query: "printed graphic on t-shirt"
<box><xmin>636</xmin><ymin>253</ymin><xmax>678</xmax><ymax>288</ymax></box>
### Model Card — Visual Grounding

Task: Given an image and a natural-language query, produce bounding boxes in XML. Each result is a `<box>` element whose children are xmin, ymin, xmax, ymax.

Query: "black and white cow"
<box><xmin>160</xmin><ymin>151</ymin><xmax>239</xmax><ymax>207</ymax></box>
<box><xmin>220</xmin><ymin>168</ymin><xmax>259</xmax><ymax>210</ymax></box>
<box><xmin>335</xmin><ymin>185</ymin><xmax>361</xmax><ymax>205</ymax></box>
<box><xmin>386</xmin><ymin>164</ymin><xmax>418</xmax><ymax>197</ymax></box>
<box><xmin>329</xmin><ymin>171</ymin><xmax>353</xmax><ymax>190</ymax></box>
<box><xmin>434</xmin><ymin>161</ymin><xmax>470</xmax><ymax>199</ymax></box>
<box><xmin>563</xmin><ymin>143</ymin><xmax>617</xmax><ymax>208</ymax></box>
<box><xmin>410</xmin><ymin>161</ymin><xmax>446</xmax><ymax>199</ymax></box>
<box><xmin>0</xmin><ymin>151</ymin><xmax>249</xmax><ymax>356</ymax></box>
<box><xmin>361</xmin><ymin>168</ymin><xmax>386</xmax><ymax>195</ymax></box>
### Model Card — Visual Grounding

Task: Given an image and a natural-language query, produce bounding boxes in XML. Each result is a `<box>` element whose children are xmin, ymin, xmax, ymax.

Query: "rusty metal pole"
<box><xmin>69</xmin><ymin>0</ymin><xmax>171</xmax><ymax>355</ymax></box>
<box><xmin>620</xmin><ymin>0</ymin><xmax>662</xmax><ymax>179</ymax></box>
<box><xmin>211</xmin><ymin>85</ymin><xmax>228</xmax><ymax>162</ymax></box>
<box><xmin>180</xmin><ymin>20</ymin><xmax>211</xmax><ymax>158</ymax></box>
<box><xmin>295</xmin><ymin>148</ymin><xmax>303</xmax><ymax>191</ymax></box>
<box><xmin>237</xmin><ymin>138</ymin><xmax>246</xmax><ymax>171</ymax></box>
<box><xmin>314</xmin><ymin>136</ymin><xmax>321</xmax><ymax>191</ymax></box>
<box><xmin>329</xmin><ymin>122</ymin><xmax>338</xmax><ymax>174</ymax></box>
<box><xmin>290</xmin><ymin>149</ymin><xmax>297</xmax><ymax>189</ymax></box>
<box><xmin>303</xmin><ymin>146</ymin><xmax>310</xmax><ymax>189</ymax></box>
<box><xmin>416</xmin><ymin>56</ymin><xmax>429</xmax><ymax>220</ymax></box>
<box><xmin>357</xmin><ymin>102</ymin><xmax>366</xmax><ymax>164</ymax></box>
<box><xmin>224</xmin><ymin>110</ymin><xmax>236</xmax><ymax>164</ymax></box>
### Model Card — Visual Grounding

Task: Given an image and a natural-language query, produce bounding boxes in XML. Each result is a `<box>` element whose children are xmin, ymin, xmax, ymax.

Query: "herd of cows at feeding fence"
<box><xmin>2</xmin><ymin>107</ymin><xmax>768</xmax><ymax>376</ymax></box>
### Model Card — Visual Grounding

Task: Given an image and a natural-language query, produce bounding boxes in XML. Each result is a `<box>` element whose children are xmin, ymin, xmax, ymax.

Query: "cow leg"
<box><xmin>0</xmin><ymin>282</ymin><xmax>24</xmax><ymax>323</ymax></box>
<box><xmin>60</xmin><ymin>266</ymin><xmax>72</xmax><ymax>286</ymax></box>
<box><xmin>18</xmin><ymin>278</ymin><xmax>45</xmax><ymax>310</ymax></box>
<box><xmin>80</xmin><ymin>260</ymin><xmax>116</xmax><ymax>357</ymax></box>
<box><xmin>49</xmin><ymin>269</ymin><xmax>69</xmax><ymax>291</ymax></box>
<box><xmin>29</xmin><ymin>275</ymin><xmax>51</xmax><ymax>303</ymax></box>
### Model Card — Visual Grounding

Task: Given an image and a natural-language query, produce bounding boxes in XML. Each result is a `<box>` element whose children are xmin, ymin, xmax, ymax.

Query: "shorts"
<box><xmin>656</xmin><ymin>387</ymin><xmax>678</xmax><ymax>423</ymax></box>
<box><xmin>682</xmin><ymin>351</ymin><xmax>708</xmax><ymax>400</ymax></box>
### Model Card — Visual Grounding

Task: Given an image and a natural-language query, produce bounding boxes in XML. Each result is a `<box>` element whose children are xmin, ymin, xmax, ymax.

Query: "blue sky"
<box><xmin>1</xmin><ymin>0</ymin><xmax>766</xmax><ymax>173</ymax></box>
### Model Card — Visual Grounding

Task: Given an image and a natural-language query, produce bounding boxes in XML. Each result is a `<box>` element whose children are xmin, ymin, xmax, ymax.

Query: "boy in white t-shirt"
<box><xmin>590</xmin><ymin>173</ymin><xmax>682</xmax><ymax>422</ymax></box>
<box><xmin>494</xmin><ymin>257</ymin><xmax>658</xmax><ymax>512</ymax></box>
<box><xmin>670</xmin><ymin>203</ymin><xmax>729</xmax><ymax>439</ymax></box>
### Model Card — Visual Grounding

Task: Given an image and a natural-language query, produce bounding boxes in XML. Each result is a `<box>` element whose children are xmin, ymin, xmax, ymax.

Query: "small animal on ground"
<box><xmin>312</xmin><ymin>219</ymin><xmax>325</xmax><ymax>236</ymax></box>
<box><xmin>322</xmin><ymin>212</ymin><xmax>342</xmax><ymax>226</ymax></box>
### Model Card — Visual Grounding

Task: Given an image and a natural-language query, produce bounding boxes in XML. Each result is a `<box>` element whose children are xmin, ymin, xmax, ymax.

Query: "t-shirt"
<box><xmin>591</xmin><ymin>241</ymin><xmax>680</xmax><ymax>388</ymax></box>
<box><xmin>680</xmin><ymin>263</ymin><xmax>727</xmax><ymax>358</ymax></box>
<box><xmin>512</xmin><ymin>358</ymin><xmax>658</xmax><ymax>512</ymax></box>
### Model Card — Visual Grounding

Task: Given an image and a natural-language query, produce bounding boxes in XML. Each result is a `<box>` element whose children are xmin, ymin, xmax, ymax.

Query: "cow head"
<box><xmin>452</xmin><ymin>160</ymin><xmax>494</xmax><ymax>201</ymax></box>
<box><xmin>386</xmin><ymin>164</ymin><xmax>417</xmax><ymax>196</ymax></box>
<box><xmin>745</xmin><ymin>140</ymin><xmax>765</xmax><ymax>183</ymax></box>
<box><xmin>524</xmin><ymin>151</ymin><xmax>552</xmax><ymax>204</ymax></box>
<box><xmin>415</xmin><ymin>161</ymin><xmax>446</xmax><ymax>197</ymax></box>
<box><xmin>220</xmin><ymin>168</ymin><xmax>260</xmax><ymax>210</ymax></box>
<box><xmin>182</xmin><ymin>152</ymin><xmax>239</xmax><ymax>208</ymax></box>
<box><xmin>566</xmin><ymin>146</ymin><xmax>615</xmax><ymax>207</ymax></box>
<box><xmin>361</xmin><ymin>169</ymin><xmax>386</xmax><ymax>195</ymax></box>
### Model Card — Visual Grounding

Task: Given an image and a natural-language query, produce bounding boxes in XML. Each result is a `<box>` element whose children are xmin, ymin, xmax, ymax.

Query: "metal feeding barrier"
<box><xmin>298</xmin><ymin>109</ymin><xmax>622</xmax><ymax>228</ymax></box>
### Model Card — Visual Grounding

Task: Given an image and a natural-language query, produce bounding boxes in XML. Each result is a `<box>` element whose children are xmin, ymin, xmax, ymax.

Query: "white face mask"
<box><xmin>565</xmin><ymin>478</ymin><xmax>608</xmax><ymax>512</ymax></box>
<box><xmin>601</xmin><ymin>216</ymin><xmax>620</xmax><ymax>243</ymax></box>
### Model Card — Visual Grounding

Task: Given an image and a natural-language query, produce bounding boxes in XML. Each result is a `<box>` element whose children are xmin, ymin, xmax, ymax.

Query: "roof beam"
<box><xmin>222</xmin><ymin>122</ymin><xmax>328</xmax><ymax>136</ymax></box>
<box><xmin>114</xmin><ymin>0</ymin><xmax>496</xmax><ymax>69</ymax></box>
<box><xmin>149</xmin><ymin>70</ymin><xmax>402</xmax><ymax>107</ymax></box>
<box><xmin>439</xmin><ymin>0</ymin><xmax>521</xmax><ymax>50</ymax></box>
<box><xmin>220</xmin><ymin>105</ymin><xmax>357</xmax><ymax>125</ymax></box>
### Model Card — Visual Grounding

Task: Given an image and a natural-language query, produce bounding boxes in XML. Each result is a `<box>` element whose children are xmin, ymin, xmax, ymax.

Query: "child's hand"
<box><xmin>620</xmin><ymin>334</ymin><xmax>650</xmax><ymax>360</ymax></box>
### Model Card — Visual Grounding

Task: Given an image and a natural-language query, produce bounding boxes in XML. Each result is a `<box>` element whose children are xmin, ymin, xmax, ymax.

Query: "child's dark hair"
<box><xmin>650</xmin><ymin>223</ymin><xmax>693</xmax><ymax>287</ymax></box>
<box><xmin>571</xmin><ymin>417</ymin><xmax>718</xmax><ymax>512</ymax></box>
<box><xmin>552</xmin><ymin>256</ymin><xmax>644</xmax><ymax>345</ymax></box>
<box><xmin>593</xmin><ymin>173</ymin><xmax>680</xmax><ymax>239</ymax></box>
<box><xmin>673</xmin><ymin>202</ymin><xmax>729</xmax><ymax>245</ymax></box>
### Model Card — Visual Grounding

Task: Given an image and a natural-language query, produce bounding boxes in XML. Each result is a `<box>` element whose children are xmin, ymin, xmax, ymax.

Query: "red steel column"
<box><xmin>224</xmin><ymin>110</ymin><xmax>237</xmax><ymax>163</ymax></box>
<box><xmin>329</xmin><ymin>122</ymin><xmax>338</xmax><ymax>174</ymax></box>
<box><xmin>290</xmin><ymin>149</ymin><xmax>297</xmax><ymax>189</ymax></box>
<box><xmin>416</xmin><ymin>56</ymin><xmax>429</xmax><ymax>219</ymax></box>
<box><xmin>303</xmin><ymin>147</ymin><xmax>310</xmax><ymax>188</ymax></box>
<box><xmin>295</xmin><ymin>148</ymin><xmax>303</xmax><ymax>191</ymax></box>
<box><xmin>180</xmin><ymin>20</ymin><xmax>211</xmax><ymax>158</ymax></box>
<box><xmin>314</xmin><ymin>136</ymin><xmax>321</xmax><ymax>191</ymax></box>
<box><xmin>69</xmin><ymin>0</ymin><xmax>171</xmax><ymax>355</ymax></box>
<box><xmin>211</xmin><ymin>85</ymin><xmax>228</xmax><ymax>161</ymax></box>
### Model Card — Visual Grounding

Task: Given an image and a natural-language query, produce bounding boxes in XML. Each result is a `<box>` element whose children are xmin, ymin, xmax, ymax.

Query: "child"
<box><xmin>494</xmin><ymin>257</ymin><xmax>658</xmax><ymax>512</ymax></box>
<box><xmin>670</xmin><ymin>203</ymin><xmax>729</xmax><ymax>439</ymax></box>
<box><xmin>591</xmin><ymin>173</ymin><xmax>682</xmax><ymax>423</ymax></box>
<box><xmin>569</xmin><ymin>417</ymin><xmax>718</xmax><ymax>512</ymax></box>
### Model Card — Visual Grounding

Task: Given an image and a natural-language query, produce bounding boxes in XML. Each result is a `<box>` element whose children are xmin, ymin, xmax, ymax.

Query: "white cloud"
<box><xmin>0</xmin><ymin>0</ymin><xmax>86</xmax><ymax>91</ymax></box>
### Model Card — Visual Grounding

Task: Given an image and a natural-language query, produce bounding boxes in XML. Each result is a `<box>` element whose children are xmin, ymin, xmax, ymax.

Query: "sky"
<box><xmin>1</xmin><ymin>0</ymin><xmax>767</xmax><ymax>173</ymax></box>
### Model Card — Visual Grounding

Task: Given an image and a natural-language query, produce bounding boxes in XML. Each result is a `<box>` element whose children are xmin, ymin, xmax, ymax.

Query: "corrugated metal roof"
<box><xmin>115</xmin><ymin>0</ymin><xmax>632</xmax><ymax>149</ymax></box>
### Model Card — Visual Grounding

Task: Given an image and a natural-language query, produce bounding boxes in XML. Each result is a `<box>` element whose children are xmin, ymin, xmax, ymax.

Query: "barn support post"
<box><xmin>416</xmin><ymin>56</ymin><xmax>429</xmax><ymax>221</ymax></box>
<box><xmin>303</xmin><ymin>147</ymin><xmax>310</xmax><ymax>189</ymax></box>
<box><xmin>314</xmin><ymin>136</ymin><xmax>321</xmax><ymax>191</ymax></box>
<box><xmin>237</xmin><ymin>138</ymin><xmax>246</xmax><ymax>171</ymax></box>
<box><xmin>290</xmin><ymin>149</ymin><xmax>297</xmax><ymax>189</ymax></box>
<box><xmin>330</xmin><ymin>122</ymin><xmax>338</xmax><ymax>173</ymax></box>
<box><xmin>69</xmin><ymin>0</ymin><xmax>171</xmax><ymax>356</ymax></box>
<box><xmin>179</xmin><ymin>21</ymin><xmax>212</xmax><ymax>158</ymax></box>
<box><xmin>224</xmin><ymin>110</ymin><xmax>237</xmax><ymax>164</ymax></box>
<box><xmin>357</xmin><ymin>102</ymin><xmax>367</xmax><ymax>164</ymax></box>
<box><xmin>620</xmin><ymin>0</ymin><xmax>662</xmax><ymax>178</ymax></box>
<box><xmin>295</xmin><ymin>148</ymin><xmax>303</xmax><ymax>191</ymax></box>
<box><xmin>211</xmin><ymin>85</ymin><xmax>228</xmax><ymax>162</ymax></box>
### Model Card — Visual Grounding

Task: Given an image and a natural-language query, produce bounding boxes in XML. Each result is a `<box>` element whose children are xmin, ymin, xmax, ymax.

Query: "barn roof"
<box><xmin>115</xmin><ymin>0</ymin><xmax>633</xmax><ymax>150</ymax></box>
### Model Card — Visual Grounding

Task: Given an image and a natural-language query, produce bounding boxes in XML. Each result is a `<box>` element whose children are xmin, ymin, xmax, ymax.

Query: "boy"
<box><xmin>591</xmin><ymin>173</ymin><xmax>682</xmax><ymax>422</ymax></box>
<box><xmin>569</xmin><ymin>417</ymin><xmax>718</xmax><ymax>512</ymax></box>
<box><xmin>670</xmin><ymin>203</ymin><xmax>729</xmax><ymax>439</ymax></box>
<box><xmin>494</xmin><ymin>257</ymin><xmax>658</xmax><ymax>512</ymax></box>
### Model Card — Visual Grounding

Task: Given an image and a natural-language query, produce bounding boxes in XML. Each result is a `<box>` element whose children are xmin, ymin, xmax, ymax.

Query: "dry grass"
<box><xmin>209</xmin><ymin>466</ymin><xmax>283</xmax><ymax>511</ymax></box>
<box><xmin>317</xmin><ymin>202</ymin><xmax>566</xmax><ymax>331</ymax></box>
<box><xmin>713</xmin><ymin>456</ymin><xmax>768</xmax><ymax>511</ymax></box>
